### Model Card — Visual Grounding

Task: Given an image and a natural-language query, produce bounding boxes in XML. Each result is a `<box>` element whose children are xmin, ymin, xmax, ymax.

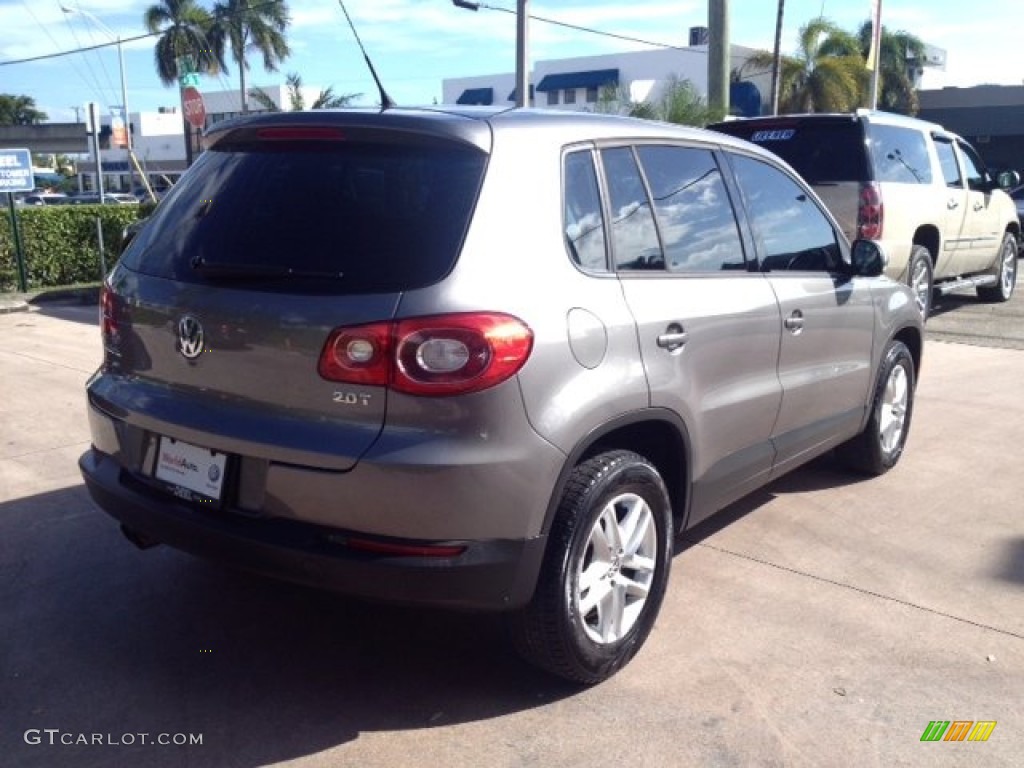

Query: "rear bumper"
<box><xmin>79</xmin><ymin>448</ymin><xmax>546</xmax><ymax>612</ymax></box>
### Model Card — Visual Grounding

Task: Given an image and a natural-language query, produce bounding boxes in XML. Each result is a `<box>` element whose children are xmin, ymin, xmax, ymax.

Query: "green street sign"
<box><xmin>178</xmin><ymin>72</ymin><xmax>201</xmax><ymax>88</ymax></box>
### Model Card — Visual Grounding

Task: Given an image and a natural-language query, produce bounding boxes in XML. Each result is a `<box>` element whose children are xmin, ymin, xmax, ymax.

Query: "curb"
<box><xmin>0</xmin><ymin>298</ymin><xmax>30</xmax><ymax>315</ymax></box>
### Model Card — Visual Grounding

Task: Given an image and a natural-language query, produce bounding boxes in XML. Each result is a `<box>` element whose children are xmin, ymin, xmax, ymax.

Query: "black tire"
<box><xmin>837</xmin><ymin>340</ymin><xmax>915</xmax><ymax>476</ymax></box>
<box><xmin>907</xmin><ymin>245</ymin><xmax>934</xmax><ymax>320</ymax></box>
<box><xmin>509</xmin><ymin>450</ymin><xmax>673</xmax><ymax>684</ymax></box>
<box><xmin>977</xmin><ymin>233</ymin><xmax>1018</xmax><ymax>302</ymax></box>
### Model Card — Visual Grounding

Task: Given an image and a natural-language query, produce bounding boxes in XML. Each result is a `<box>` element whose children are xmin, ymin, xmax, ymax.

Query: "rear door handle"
<box><xmin>784</xmin><ymin>311</ymin><xmax>804</xmax><ymax>333</ymax></box>
<box><xmin>973</xmin><ymin>202</ymin><xmax>984</xmax><ymax>211</ymax></box>
<box><xmin>656</xmin><ymin>323</ymin><xmax>688</xmax><ymax>351</ymax></box>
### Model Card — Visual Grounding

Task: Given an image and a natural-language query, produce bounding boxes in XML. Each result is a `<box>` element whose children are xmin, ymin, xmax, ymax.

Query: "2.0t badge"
<box><xmin>177</xmin><ymin>315</ymin><xmax>205</xmax><ymax>360</ymax></box>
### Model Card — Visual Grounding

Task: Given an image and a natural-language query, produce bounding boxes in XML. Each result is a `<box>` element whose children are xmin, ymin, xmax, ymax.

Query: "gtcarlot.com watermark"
<box><xmin>24</xmin><ymin>729</ymin><xmax>203</xmax><ymax>747</ymax></box>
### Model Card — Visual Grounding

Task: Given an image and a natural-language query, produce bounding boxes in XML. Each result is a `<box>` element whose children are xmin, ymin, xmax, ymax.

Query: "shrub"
<box><xmin>0</xmin><ymin>204</ymin><xmax>138</xmax><ymax>291</ymax></box>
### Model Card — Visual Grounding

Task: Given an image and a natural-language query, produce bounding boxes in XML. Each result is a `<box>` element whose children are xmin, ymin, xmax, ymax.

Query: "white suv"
<box><xmin>711</xmin><ymin>110</ymin><xmax>1021</xmax><ymax>318</ymax></box>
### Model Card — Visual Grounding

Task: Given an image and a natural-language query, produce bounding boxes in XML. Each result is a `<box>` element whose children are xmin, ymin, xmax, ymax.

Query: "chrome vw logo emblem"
<box><xmin>177</xmin><ymin>315</ymin><xmax>205</xmax><ymax>360</ymax></box>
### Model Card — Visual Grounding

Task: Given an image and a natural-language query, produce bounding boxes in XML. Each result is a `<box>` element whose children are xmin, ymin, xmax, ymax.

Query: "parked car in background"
<box><xmin>710</xmin><ymin>110</ymin><xmax>1021</xmax><ymax>318</ymax></box>
<box><xmin>66</xmin><ymin>192</ymin><xmax>139</xmax><ymax>205</ymax></box>
<box><xmin>80</xmin><ymin>108</ymin><xmax>924</xmax><ymax>684</ymax></box>
<box><xmin>1010</xmin><ymin>184</ymin><xmax>1024</xmax><ymax>233</ymax></box>
<box><xmin>19</xmin><ymin>193</ymin><xmax>68</xmax><ymax>206</ymax></box>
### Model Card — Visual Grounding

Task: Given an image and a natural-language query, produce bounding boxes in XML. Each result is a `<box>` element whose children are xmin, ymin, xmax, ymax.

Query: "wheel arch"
<box><xmin>1005</xmin><ymin>220</ymin><xmax>1021</xmax><ymax>247</ymax></box>
<box><xmin>541</xmin><ymin>410</ymin><xmax>693</xmax><ymax>537</ymax></box>
<box><xmin>892</xmin><ymin>325</ymin><xmax>923</xmax><ymax>381</ymax></box>
<box><xmin>912</xmin><ymin>226</ymin><xmax>940</xmax><ymax>264</ymax></box>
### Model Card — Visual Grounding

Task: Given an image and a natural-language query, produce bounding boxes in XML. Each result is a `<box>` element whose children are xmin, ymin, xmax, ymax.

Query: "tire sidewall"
<box><xmin>908</xmin><ymin>245</ymin><xmax>934</xmax><ymax>319</ymax></box>
<box><xmin>557</xmin><ymin>457</ymin><xmax>672</xmax><ymax>680</ymax></box>
<box><xmin>998</xmin><ymin>235</ymin><xmax>1017</xmax><ymax>300</ymax></box>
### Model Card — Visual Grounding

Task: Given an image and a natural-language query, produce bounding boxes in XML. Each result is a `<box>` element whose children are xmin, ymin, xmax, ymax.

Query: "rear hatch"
<box><xmin>709</xmin><ymin>116</ymin><xmax>869</xmax><ymax>241</ymax></box>
<box><xmin>101</xmin><ymin>113</ymin><xmax>490</xmax><ymax>471</ymax></box>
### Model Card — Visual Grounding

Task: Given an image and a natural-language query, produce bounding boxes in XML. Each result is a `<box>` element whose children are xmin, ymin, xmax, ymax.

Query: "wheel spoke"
<box><xmin>578</xmin><ymin>573</ymin><xmax>611</xmax><ymax>618</ymax></box>
<box><xmin>598</xmin><ymin>583</ymin><xmax>626</xmax><ymax>642</ymax></box>
<box><xmin>596</xmin><ymin>504</ymin><xmax>623</xmax><ymax>554</ymax></box>
<box><xmin>614</xmin><ymin>569</ymin><xmax>652</xmax><ymax>600</ymax></box>
<box><xmin>620</xmin><ymin>496</ymin><xmax>652</xmax><ymax>557</ymax></box>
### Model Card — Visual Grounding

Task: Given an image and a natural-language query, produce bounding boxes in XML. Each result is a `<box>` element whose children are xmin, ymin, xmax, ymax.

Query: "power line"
<box><xmin>462</xmin><ymin>2</ymin><xmax>689</xmax><ymax>52</ymax></box>
<box><xmin>0</xmin><ymin>31</ymin><xmax>153</xmax><ymax>68</ymax></box>
<box><xmin>2</xmin><ymin>1</ymin><xmax>694</xmax><ymax>70</ymax></box>
<box><xmin>0</xmin><ymin>0</ymin><xmax>289</xmax><ymax>68</ymax></box>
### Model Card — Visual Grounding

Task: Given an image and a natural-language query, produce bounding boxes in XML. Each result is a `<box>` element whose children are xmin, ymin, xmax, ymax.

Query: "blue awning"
<box><xmin>507</xmin><ymin>84</ymin><xmax>535</xmax><ymax>102</ymax></box>
<box><xmin>536</xmin><ymin>69</ymin><xmax>619</xmax><ymax>93</ymax></box>
<box><xmin>456</xmin><ymin>87</ymin><xmax>494</xmax><ymax>106</ymax></box>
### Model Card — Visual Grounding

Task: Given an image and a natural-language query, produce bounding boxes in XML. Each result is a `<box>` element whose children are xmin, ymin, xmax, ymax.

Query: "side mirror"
<box><xmin>997</xmin><ymin>170</ymin><xmax>1020</xmax><ymax>190</ymax></box>
<box><xmin>850</xmin><ymin>239</ymin><xmax>886</xmax><ymax>277</ymax></box>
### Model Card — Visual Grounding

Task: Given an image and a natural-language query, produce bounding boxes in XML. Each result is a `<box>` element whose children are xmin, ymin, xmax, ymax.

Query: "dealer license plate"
<box><xmin>154</xmin><ymin>437</ymin><xmax>227</xmax><ymax>502</ymax></box>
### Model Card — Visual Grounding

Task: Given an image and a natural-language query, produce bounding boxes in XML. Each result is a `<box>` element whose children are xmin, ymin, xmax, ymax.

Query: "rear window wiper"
<box><xmin>190</xmin><ymin>257</ymin><xmax>344</xmax><ymax>280</ymax></box>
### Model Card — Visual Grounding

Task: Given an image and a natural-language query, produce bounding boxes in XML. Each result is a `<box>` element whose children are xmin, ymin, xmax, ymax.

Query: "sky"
<box><xmin>0</xmin><ymin>0</ymin><xmax>1021</xmax><ymax>123</ymax></box>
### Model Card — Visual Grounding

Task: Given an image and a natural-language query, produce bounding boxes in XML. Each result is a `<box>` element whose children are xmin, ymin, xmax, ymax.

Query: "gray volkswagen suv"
<box><xmin>80</xmin><ymin>108</ymin><xmax>924</xmax><ymax>684</ymax></box>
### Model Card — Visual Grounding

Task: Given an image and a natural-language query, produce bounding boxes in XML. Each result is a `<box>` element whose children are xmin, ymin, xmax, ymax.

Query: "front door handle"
<box><xmin>947</xmin><ymin>199</ymin><xmax>959</xmax><ymax>210</ymax></box>
<box><xmin>656</xmin><ymin>323</ymin><xmax>688</xmax><ymax>351</ymax></box>
<box><xmin>784</xmin><ymin>310</ymin><xmax>804</xmax><ymax>334</ymax></box>
<box><xmin>973</xmin><ymin>201</ymin><xmax>984</xmax><ymax>212</ymax></box>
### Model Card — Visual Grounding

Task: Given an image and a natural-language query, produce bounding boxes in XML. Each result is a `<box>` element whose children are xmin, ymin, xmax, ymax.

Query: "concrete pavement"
<box><xmin>1</xmin><ymin>303</ymin><xmax>1021</xmax><ymax>767</ymax></box>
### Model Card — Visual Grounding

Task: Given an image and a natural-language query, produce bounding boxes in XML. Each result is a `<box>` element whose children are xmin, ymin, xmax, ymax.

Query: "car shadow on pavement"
<box><xmin>928</xmin><ymin>293</ymin><xmax>978</xmax><ymax>319</ymax></box>
<box><xmin>30</xmin><ymin>300</ymin><xmax>99</xmax><ymax>326</ymax></box>
<box><xmin>995</xmin><ymin>537</ymin><xmax>1024</xmax><ymax>587</ymax></box>
<box><xmin>675</xmin><ymin>453</ymin><xmax>869</xmax><ymax>553</ymax></box>
<box><xmin>1</xmin><ymin>485</ymin><xmax>578</xmax><ymax>768</ymax></box>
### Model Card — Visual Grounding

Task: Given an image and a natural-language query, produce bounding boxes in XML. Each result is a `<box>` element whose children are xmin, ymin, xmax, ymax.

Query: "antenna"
<box><xmin>336</xmin><ymin>0</ymin><xmax>396</xmax><ymax>110</ymax></box>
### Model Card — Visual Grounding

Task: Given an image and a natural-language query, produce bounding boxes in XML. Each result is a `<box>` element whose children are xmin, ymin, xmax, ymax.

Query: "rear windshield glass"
<box><xmin>712</xmin><ymin>120</ymin><xmax>868</xmax><ymax>183</ymax></box>
<box><xmin>121</xmin><ymin>138</ymin><xmax>487</xmax><ymax>294</ymax></box>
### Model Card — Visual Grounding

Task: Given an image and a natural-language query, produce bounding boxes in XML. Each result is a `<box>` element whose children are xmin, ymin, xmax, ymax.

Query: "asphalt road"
<box><xmin>1</xmin><ymin>298</ymin><xmax>1022</xmax><ymax>768</ymax></box>
<box><xmin>928</xmin><ymin>265</ymin><xmax>1024</xmax><ymax>349</ymax></box>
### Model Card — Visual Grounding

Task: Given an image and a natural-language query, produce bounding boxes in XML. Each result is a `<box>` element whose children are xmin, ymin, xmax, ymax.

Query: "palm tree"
<box><xmin>143</xmin><ymin>0</ymin><xmax>221</xmax><ymax>86</ymax></box>
<box><xmin>595</xmin><ymin>76</ymin><xmax>724</xmax><ymax>127</ymax></box>
<box><xmin>741</xmin><ymin>17</ymin><xmax>866</xmax><ymax>113</ymax></box>
<box><xmin>857</xmin><ymin>22</ymin><xmax>926</xmax><ymax>115</ymax></box>
<box><xmin>248</xmin><ymin>73</ymin><xmax>361</xmax><ymax>112</ymax></box>
<box><xmin>0</xmin><ymin>93</ymin><xmax>47</xmax><ymax>125</ymax></box>
<box><xmin>212</xmin><ymin>0</ymin><xmax>291</xmax><ymax>114</ymax></box>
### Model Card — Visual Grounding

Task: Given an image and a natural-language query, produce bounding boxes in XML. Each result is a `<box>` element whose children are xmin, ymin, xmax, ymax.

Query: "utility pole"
<box><xmin>515</xmin><ymin>0</ymin><xmax>530</xmax><ymax>107</ymax></box>
<box><xmin>60</xmin><ymin>6</ymin><xmax>134</xmax><ymax>192</ymax></box>
<box><xmin>708</xmin><ymin>0</ymin><xmax>730</xmax><ymax>116</ymax></box>
<box><xmin>87</xmin><ymin>102</ymin><xmax>106</xmax><ymax>205</ymax></box>
<box><xmin>770</xmin><ymin>0</ymin><xmax>785</xmax><ymax>115</ymax></box>
<box><xmin>868</xmin><ymin>0</ymin><xmax>884</xmax><ymax>110</ymax></box>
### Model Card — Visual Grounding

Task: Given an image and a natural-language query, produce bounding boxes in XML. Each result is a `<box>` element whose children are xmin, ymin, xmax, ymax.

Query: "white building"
<box><xmin>442</xmin><ymin>40</ymin><xmax>769</xmax><ymax>116</ymax></box>
<box><xmin>78</xmin><ymin>83</ymin><xmax>322</xmax><ymax>193</ymax></box>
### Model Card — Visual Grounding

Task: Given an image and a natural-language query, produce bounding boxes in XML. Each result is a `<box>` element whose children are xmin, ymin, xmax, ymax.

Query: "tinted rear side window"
<box><xmin>869</xmin><ymin>124</ymin><xmax>933</xmax><ymax>184</ymax></box>
<box><xmin>713</xmin><ymin>120</ymin><xmax>868</xmax><ymax>184</ymax></box>
<box><xmin>563</xmin><ymin>150</ymin><xmax>608</xmax><ymax>270</ymax></box>
<box><xmin>121</xmin><ymin>138</ymin><xmax>487</xmax><ymax>294</ymax></box>
<box><xmin>602</xmin><ymin>147</ymin><xmax>664</xmax><ymax>271</ymax></box>
<box><xmin>635</xmin><ymin>145</ymin><xmax>745</xmax><ymax>272</ymax></box>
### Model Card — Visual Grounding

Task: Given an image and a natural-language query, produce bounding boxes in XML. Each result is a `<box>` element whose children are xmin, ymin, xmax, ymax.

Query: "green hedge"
<box><xmin>0</xmin><ymin>204</ymin><xmax>141</xmax><ymax>292</ymax></box>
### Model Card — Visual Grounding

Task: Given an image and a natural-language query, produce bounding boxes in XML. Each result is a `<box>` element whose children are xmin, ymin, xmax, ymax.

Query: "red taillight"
<box><xmin>317</xmin><ymin>323</ymin><xmax>392</xmax><ymax>386</ymax></box>
<box><xmin>858</xmin><ymin>182</ymin><xmax>883</xmax><ymax>239</ymax></box>
<box><xmin>99</xmin><ymin>282</ymin><xmax>118</xmax><ymax>338</ymax></box>
<box><xmin>318</xmin><ymin>312</ymin><xmax>533</xmax><ymax>396</ymax></box>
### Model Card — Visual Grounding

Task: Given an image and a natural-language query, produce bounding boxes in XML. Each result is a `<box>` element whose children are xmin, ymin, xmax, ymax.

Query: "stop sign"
<box><xmin>182</xmin><ymin>86</ymin><xmax>206</xmax><ymax>129</ymax></box>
